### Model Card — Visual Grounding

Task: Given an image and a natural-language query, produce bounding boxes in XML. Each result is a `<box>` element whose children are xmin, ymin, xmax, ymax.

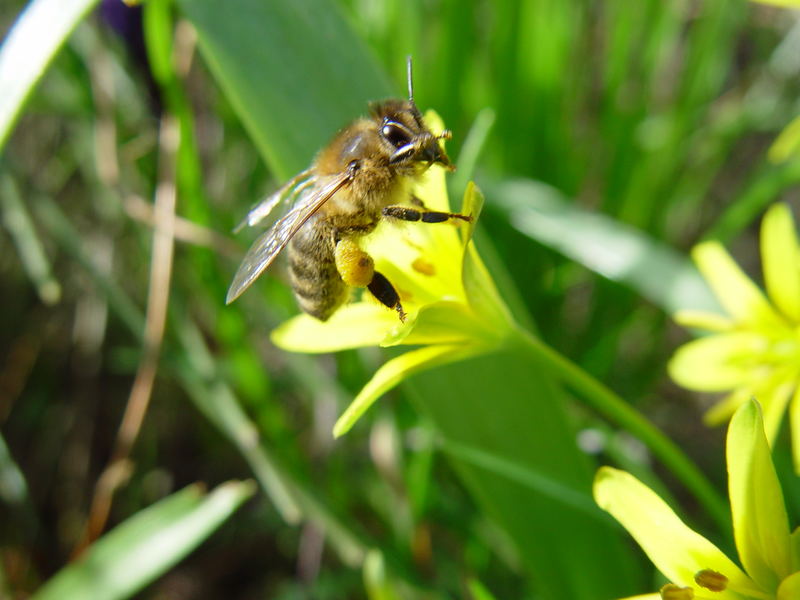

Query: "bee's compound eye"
<box><xmin>382</xmin><ymin>122</ymin><xmax>411</xmax><ymax>149</ymax></box>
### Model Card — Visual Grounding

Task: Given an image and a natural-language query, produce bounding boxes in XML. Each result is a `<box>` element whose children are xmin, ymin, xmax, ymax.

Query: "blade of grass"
<box><xmin>509</xmin><ymin>327</ymin><xmax>730</xmax><ymax>535</ymax></box>
<box><xmin>704</xmin><ymin>157</ymin><xmax>800</xmax><ymax>243</ymax></box>
<box><xmin>173</xmin><ymin>374</ymin><xmax>367</xmax><ymax>567</ymax></box>
<box><xmin>485</xmin><ymin>178</ymin><xmax>722</xmax><ymax>315</ymax></box>
<box><xmin>0</xmin><ymin>430</ymin><xmax>29</xmax><ymax>506</ymax></box>
<box><xmin>172</xmin><ymin>316</ymin><xmax>369</xmax><ymax>566</ymax></box>
<box><xmin>32</xmin><ymin>480</ymin><xmax>255</xmax><ymax>600</ymax></box>
<box><xmin>0</xmin><ymin>173</ymin><xmax>61</xmax><ymax>304</ymax></box>
<box><xmin>467</xmin><ymin>578</ymin><xmax>499</xmax><ymax>600</ymax></box>
<box><xmin>451</xmin><ymin>107</ymin><xmax>496</xmax><ymax>201</ymax></box>
<box><xmin>34</xmin><ymin>194</ymin><xmax>146</xmax><ymax>337</ymax></box>
<box><xmin>0</xmin><ymin>0</ymin><xmax>100</xmax><ymax>151</ymax></box>
<box><xmin>172</xmin><ymin>315</ymin><xmax>302</xmax><ymax>525</ymax></box>
<box><xmin>79</xmin><ymin>112</ymin><xmax>180</xmax><ymax>550</ymax></box>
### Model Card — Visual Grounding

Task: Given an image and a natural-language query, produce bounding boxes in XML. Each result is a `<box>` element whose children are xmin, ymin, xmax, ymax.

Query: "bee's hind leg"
<box><xmin>367</xmin><ymin>272</ymin><xmax>406</xmax><ymax>322</ymax></box>
<box><xmin>334</xmin><ymin>238</ymin><xmax>406</xmax><ymax>321</ymax></box>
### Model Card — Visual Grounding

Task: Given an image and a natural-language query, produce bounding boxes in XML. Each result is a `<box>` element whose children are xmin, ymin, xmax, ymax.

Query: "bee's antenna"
<box><xmin>406</xmin><ymin>55</ymin><xmax>414</xmax><ymax>103</ymax></box>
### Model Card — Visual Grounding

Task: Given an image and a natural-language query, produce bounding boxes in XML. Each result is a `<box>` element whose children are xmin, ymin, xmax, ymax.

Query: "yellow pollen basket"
<box><xmin>334</xmin><ymin>238</ymin><xmax>375</xmax><ymax>288</ymax></box>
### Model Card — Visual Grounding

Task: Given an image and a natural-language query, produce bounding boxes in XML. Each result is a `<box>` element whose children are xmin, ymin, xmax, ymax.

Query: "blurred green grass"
<box><xmin>1</xmin><ymin>0</ymin><xmax>799</xmax><ymax>598</ymax></box>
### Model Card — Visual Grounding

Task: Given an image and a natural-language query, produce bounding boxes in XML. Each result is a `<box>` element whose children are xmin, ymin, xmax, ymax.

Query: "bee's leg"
<box><xmin>334</xmin><ymin>238</ymin><xmax>406</xmax><ymax>321</ymax></box>
<box><xmin>367</xmin><ymin>272</ymin><xmax>406</xmax><ymax>322</ymax></box>
<box><xmin>383</xmin><ymin>204</ymin><xmax>472</xmax><ymax>224</ymax></box>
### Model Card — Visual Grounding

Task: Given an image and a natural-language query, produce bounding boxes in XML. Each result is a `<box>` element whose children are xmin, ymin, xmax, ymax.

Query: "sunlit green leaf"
<box><xmin>33</xmin><ymin>481</ymin><xmax>255</xmax><ymax>600</ymax></box>
<box><xmin>485</xmin><ymin>178</ymin><xmax>722</xmax><ymax>315</ymax></box>
<box><xmin>0</xmin><ymin>0</ymin><xmax>100</xmax><ymax>151</ymax></box>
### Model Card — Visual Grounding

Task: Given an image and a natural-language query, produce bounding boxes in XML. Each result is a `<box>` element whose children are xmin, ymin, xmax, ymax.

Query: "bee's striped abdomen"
<box><xmin>287</xmin><ymin>220</ymin><xmax>348</xmax><ymax>321</ymax></box>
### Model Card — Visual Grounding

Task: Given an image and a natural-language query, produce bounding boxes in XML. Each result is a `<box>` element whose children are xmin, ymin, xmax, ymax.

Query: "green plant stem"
<box><xmin>510</xmin><ymin>327</ymin><xmax>731</xmax><ymax>536</ymax></box>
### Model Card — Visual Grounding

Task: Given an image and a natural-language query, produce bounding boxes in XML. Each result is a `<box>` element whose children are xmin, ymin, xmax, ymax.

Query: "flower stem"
<box><xmin>510</xmin><ymin>327</ymin><xmax>731</xmax><ymax>535</ymax></box>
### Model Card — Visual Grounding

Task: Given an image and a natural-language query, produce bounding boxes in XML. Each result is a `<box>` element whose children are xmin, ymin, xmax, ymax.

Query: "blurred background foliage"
<box><xmin>2</xmin><ymin>0</ymin><xmax>800</xmax><ymax>598</ymax></box>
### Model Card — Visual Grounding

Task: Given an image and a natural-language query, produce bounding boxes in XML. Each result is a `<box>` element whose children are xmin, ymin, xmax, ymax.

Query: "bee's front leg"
<box><xmin>334</xmin><ymin>238</ymin><xmax>406</xmax><ymax>321</ymax></box>
<box><xmin>383</xmin><ymin>201</ymin><xmax>472</xmax><ymax>224</ymax></box>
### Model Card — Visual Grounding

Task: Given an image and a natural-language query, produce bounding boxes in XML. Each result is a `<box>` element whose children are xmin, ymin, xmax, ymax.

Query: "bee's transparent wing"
<box><xmin>233</xmin><ymin>168</ymin><xmax>315</xmax><ymax>233</ymax></box>
<box><xmin>226</xmin><ymin>172</ymin><xmax>353</xmax><ymax>304</ymax></box>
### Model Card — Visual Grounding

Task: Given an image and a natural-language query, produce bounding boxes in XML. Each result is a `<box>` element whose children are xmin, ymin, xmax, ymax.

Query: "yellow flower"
<box><xmin>669</xmin><ymin>204</ymin><xmax>800</xmax><ymax>469</ymax></box>
<box><xmin>271</xmin><ymin>114</ymin><xmax>515</xmax><ymax>437</ymax></box>
<box><xmin>594</xmin><ymin>400</ymin><xmax>800</xmax><ymax>600</ymax></box>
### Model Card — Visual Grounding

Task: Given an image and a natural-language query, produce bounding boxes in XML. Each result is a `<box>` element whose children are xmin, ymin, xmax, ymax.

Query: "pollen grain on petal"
<box><xmin>659</xmin><ymin>583</ymin><xmax>694</xmax><ymax>599</ymax></box>
<box><xmin>412</xmin><ymin>257</ymin><xmax>436</xmax><ymax>276</ymax></box>
<box><xmin>694</xmin><ymin>569</ymin><xmax>727</xmax><ymax>592</ymax></box>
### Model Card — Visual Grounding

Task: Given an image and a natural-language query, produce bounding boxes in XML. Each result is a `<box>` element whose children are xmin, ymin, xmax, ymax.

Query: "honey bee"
<box><xmin>226</xmin><ymin>58</ymin><xmax>471</xmax><ymax>321</ymax></box>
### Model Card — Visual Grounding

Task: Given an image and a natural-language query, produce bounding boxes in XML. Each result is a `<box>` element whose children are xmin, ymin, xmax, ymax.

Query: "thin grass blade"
<box><xmin>0</xmin><ymin>0</ymin><xmax>100</xmax><ymax>151</ymax></box>
<box><xmin>32</xmin><ymin>481</ymin><xmax>255</xmax><ymax>600</ymax></box>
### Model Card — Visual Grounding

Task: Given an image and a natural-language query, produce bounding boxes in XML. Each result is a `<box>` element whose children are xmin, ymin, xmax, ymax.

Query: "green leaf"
<box><xmin>485</xmin><ymin>178</ymin><xmax>722</xmax><ymax>315</ymax></box>
<box><xmin>175</xmin><ymin>0</ymin><xmax>395</xmax><ymax>179</ymax></box>
<box><xmin>33</xmin><ymin>481</ymin><xmax>255</xmax><ymax>600</ymax></box>
<box><xmin>0</xmin><ymin>0</ymin><xmax>100</xmax><ymax>152</ymax></box>
<box><xmin>0</xmin><ymin>430</ymin><xmax>29</xmax><ymax>506</ymax></box>
<box><xmin>363</xmin><ymin>550</ymin><xmax>401</xmax><ymax>600</ymax></box>
<box><xmin>407</xmin><ymin>350</ymin><xmax>640</xmax><ymax>600</ymax></box>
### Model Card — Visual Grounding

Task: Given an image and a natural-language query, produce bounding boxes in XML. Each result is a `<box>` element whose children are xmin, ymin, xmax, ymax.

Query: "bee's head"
<box><xmin>369</xmin><ymin>100</ymin><xmax>454</xmax><ymax>171</ymax></box>
<box><xmin>369</xmin><ymin>57</ymin><xmax>455</xmax><ymax>171</ymax></box>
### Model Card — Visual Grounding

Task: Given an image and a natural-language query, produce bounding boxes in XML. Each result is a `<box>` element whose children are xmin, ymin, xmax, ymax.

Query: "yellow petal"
<box><xmin>761</xmin><ymin>203</ymin><xmax>800</xmax><ymax>322</ymax></box>
<box><xmin>668</xmin><ymin>332</ymin><xmax>766</xmax><ymax>391</ymax></box>
<box><xmin>271</xmin><ymin>303</ymin><xmax>396</xmax><ymax>353</ymax></box>
<box><xmin>778</xmin><ymin>572</ymin><xmax>800</xmax><ymax>600</ymax></box>
<box><xmin>693</xmin><ymin>241</ymin><xmax>785</xmax><ymax>328</ymax></box>
<box><xmin>460</xmin><ymin>183</ymin><xmax>513</xmax><ymax>327</ymax></box>
<box><xmin>333</xmin><ymin>343</ymin><xmax>484</xmax><ymax>437</ymax></box>
<box><xmin>365</xmin><ymin>225</ymin><xmax>462</xmax><ymax>307</ymax></box>
<box><xmin>361</xmin><ymin>167</ymin><xmax>464</xmax><ymax>306</ymax></box>
<box><xmin>727</xmin><ymin>400</ymin><xmax>793</xmax><ymax>588</ymax></box>
<box><xmin>594</xmin><ymin>467</ymin><xmax>751</xmax><ymax>590</ymax></box>
<box><xmin>459</xmin><ymin>181</ymin><xmax>483</xmax><ymax>250</ymax></box>
<box><xmin>673</xmin><ymin>309</ymin><xmax>735</xmax><ymax>332</ymax></box>
<box><xmin>380</xmin><ymin>301</ymin><xmax>484</xmax><ymax>347</ymax></box>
